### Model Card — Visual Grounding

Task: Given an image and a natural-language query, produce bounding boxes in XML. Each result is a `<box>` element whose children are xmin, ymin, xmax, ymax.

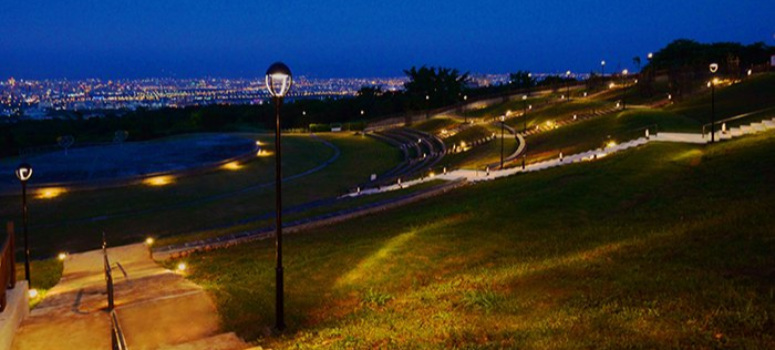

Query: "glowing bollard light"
<box><xmin>58</xmin><ymin>252</ymin><xmax>68</xmax><ymax>261</ymax></box>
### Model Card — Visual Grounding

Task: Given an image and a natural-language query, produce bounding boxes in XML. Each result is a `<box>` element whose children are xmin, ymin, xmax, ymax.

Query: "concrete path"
<box><xmin>12</xmin><ymin>243</ymin><xmax>249</xmax><ymax>350</ymax></box>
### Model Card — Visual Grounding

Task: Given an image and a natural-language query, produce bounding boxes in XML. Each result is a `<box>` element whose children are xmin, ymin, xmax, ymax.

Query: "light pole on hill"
<box><xmin>565</xmin><ymin>70</ymin><xmax>571</xmax><ymax>100</ymax></box>
<box><xmin>522</xmin><ymin>95</ymin><xmax>528</xmax><ymax>170</ymax></box>
<box><xmin>265</xmin><ymin>61</ymin><xmax>292</xmax><ymax>331</ymax></box>
<box><xmin>601</xmin><ymin>60</ymin><xmax>606</xmax><ymax>79</ymax></box>
<box><xmin>15</xmin><ymin>163</ymin><xmax>33</xmax><ymax>284</ymax></box>
<box><xmin>709</xmin><ymin>63</ymin><xmax>718</xmax><ymax>143</ymax></box>
<box><xmin>621</xmin><ymin>69</ymin><xmax>629</xmax><ymax>110</ymax></box>
<box><xmin>500</xmin><ymin>115</ymin><xmax>506</xmax><ymax>169</ymax></box>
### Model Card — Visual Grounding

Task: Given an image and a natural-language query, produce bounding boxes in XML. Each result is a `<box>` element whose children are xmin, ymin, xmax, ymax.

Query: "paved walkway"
<box><xmin>12</xmin><ymin>243</ymin><xmax>250</xmax><ymax>350</ymax></box>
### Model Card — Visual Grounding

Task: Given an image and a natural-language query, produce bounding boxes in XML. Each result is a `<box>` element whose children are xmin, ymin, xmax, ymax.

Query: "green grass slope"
<box><xmin>181</xmin><ymin>130</ymin><xmax>775</xmax><ymax>348</ymax></box>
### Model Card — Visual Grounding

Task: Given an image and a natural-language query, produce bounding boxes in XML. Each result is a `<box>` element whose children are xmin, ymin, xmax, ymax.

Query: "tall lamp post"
<box><xmin>15</xmin><ymin>163</ymin><xmax>33</xmax><ymax>284</ymax></box>
<box><xmin>499</xmin><ymin>115</ymin><xmax>506</xmax><ymax>169</ymax></box>
<box><xmin>601</xmin><ymin>60</ymin><xmax>606</xmax><ymax>80</ymax></box>
<box><xmin>709</xmin><ymin>63</ymin><xmax>718</xmax><ymax>143</ymax></box>
<box><xmin>425</xmin><ymin>94</ymin><xmax>430</xmax><ymax>120</ymax></box>
<box><xmin>565</xmin><ymin>70</ymin><xmax>571</xmax><ymax>100</ymax></box>
<box><xmin>265</xmin><ymin>62</ymin><xmax>292</xmax><ymax>331</ymax></box>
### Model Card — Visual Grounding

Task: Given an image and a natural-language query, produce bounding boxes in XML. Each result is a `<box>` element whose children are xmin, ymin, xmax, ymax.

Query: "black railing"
<box><xmin>110</xmin><ymin>309</ymin><xmax>128</xmax><ymax>350</ymax></box>
<box><xmin>103</xmin><ymin>232</ymin><xmax>114</xmax><ymax>312</ymax></box>
<box><xmin>0</xmin><ymin>221</ymin><xmax>17</xmax><ymax>313</ymax></box>
<box><xmin>103</xmin><ymin>233</ymin><xmax>129</xmax><ymax>349</ymax></box>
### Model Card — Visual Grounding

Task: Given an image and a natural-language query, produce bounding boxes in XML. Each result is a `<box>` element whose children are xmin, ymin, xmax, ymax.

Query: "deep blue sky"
<box><xmin>1</xmin><ymin>0</ymin><xmax>773</xmax><ymax>79</ymax></box>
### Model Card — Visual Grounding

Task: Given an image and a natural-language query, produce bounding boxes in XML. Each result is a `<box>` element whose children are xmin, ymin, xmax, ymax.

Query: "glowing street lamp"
<box><xmin>265</xmin><ymin>61</ymin><xmax>292</xmax><ymax>331</ymax></box>
<box><xmin>709</xmin><ymin>63</ymin><xmax>718</xmax><ymax>143</ymax></box>
<box><xmin>565</xmin><ymin>70</ymin><xmax>571</xmax><ymax>100</ymax></box>
<box><xmin>601</xmin><ymin>60</ymin><xmax>606</xmax><ymax>78</ymax></box>
<box><xmin>15</xmin><ymin>163</ymin><xmax>33</xmax><ymax>284</ymax></box>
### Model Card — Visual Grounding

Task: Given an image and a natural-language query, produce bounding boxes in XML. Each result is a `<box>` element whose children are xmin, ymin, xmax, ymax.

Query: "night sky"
<box><xmin>1</xmin><ymin>0</ymin><xmax>773</xmax><ymax>79</ymax></box>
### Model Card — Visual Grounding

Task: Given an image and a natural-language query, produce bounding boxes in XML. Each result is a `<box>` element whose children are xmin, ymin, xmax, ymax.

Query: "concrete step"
<box><xmin>157</xmin><ymin>332</ymin><xmax>250</xmax><ymax>350</ymax></box>
<box><xmin>763</xmin><ymin>120</ymin><xmax>775</xmax><ymax>128</ymax></box>
<box><xmin>730</xmin><ymin>128</ymin><xmax>744</xmax><ymax>137</ymax></box>
<box><xmin>740</xmin><ymin>125</ymin><xmax>753</xmax><ymax>134</ymax></box>
<box><xmin>751</xmin><ymin>123</ymin><xmax>766</xmax><ymax>132</ymax></box>
<box><xmin>719</xmin><ymin>132</ymin><xmax>733</xmax><ymax>140</ymax></box>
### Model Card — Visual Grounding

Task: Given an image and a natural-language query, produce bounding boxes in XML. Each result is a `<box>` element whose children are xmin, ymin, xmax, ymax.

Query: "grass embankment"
<box><xmin>15</xmin><ymin>258</ymin><xmax>63</xmax><ymax>307</ymax></box>
<box><xmin>463</xmin><ymin>96</ymin><xmax>549</xmax><ymax>120</ymax></box>
<box><xmin>505</xmin><ymin>99</ymin><xmax>610</xmax><ymax>132</ymax></box>
<box><xmin>410</xmin><ymin>117</ymin><xmax>459</xmax><ymax>134</ymax></box>
<box><xmin>525</xmin><ymin>108</ymin><xmax>700</xmax><ymax>163</ymax></box>
<box><xmin>668</xmin><ymin>73</ymin><xmax>775</xmax><ymax>125</ymax></box>
<box><xmin>0</xmin><ymin>133</ymin><xmax>401</xmax><ymax>255</ymax></box>
<box><xmin>155</xmin><ymin>179</ymin><xmax>448</xmax><ymax>247</ymax></box>
<box><xmin>181</xmin><ymin>128</ymin><xmax>775</xmax><ymax>348</ymax></box>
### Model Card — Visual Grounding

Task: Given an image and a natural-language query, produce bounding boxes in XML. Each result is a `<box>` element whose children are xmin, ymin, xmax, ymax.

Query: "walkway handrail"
<box><xmin>0</xmin><ymin>221</ymin><xmax>17</xmax><ymax>313</ymax></box>
<box><xmin>701</xmin><ymin>106</ymin><xmax>775</xmax><ymax>135</ymax></box>
<box><xmin>110</xmin><ymin>309</ymin><xmax>129</xmax><ymax>350</ymax></box>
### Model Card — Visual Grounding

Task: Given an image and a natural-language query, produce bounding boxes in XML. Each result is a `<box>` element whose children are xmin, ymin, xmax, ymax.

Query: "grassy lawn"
<box><xmin>15</xmin><ymin>257</ymin><xmax>63</xmax><ymax>307</ymax></box>
<box><xmin>179</xmin><ymin>128</ymin><xmax>775</xmax><ymax>348</ymax></box>
<box><xmin>463</xmin><ymin>96</ymin><xmax>550</xmax><ymax>120</ymax></box>
<box><xmin>524</xmin><ymin>108</ymin><xmax>700</xmax><ymax>164</ymax></box>
<box><xmin>505</xmin><ymin>99</ymin><xmax>611</xmax><ymax>132</ymax></box>
<box><xmin>411</xmin><ymin>117</ymin><xmax>460</xmax><ymax>134</ymax></box>
<box><xmin>155</xmin><ymin>179</ymin><xmax>448</xmax><ymax>247</ymax></box>
<box><xmin>0</xmin><ymin>132</ymin><xmax>401</xmax><ymax>256</ymax></box>
<box><xmin>668</xmin><ymin>73</ymin><xmax>775</xmax><ymax>124</ymax></box>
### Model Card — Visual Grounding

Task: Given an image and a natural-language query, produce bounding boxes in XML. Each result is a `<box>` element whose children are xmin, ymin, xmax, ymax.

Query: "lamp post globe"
<box><xmin>265</xmin><ymin>61</ymin><xmax>292</xmax><ymax>331</ymax></box>
<box><xmin>266</xmin><ymin>62</ymin><xmax>292</xmax><ymax>98</ymax></box>
<box><xmin>15</xmin><ymin>162</ymin><xmax>33</xmax><ymax>284</ymax></box>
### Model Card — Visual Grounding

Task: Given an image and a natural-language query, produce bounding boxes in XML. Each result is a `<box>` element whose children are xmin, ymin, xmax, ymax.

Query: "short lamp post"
<box><xmin>621</xmin><ymin>69</ymin><xmax>629</xmax><ymax>110</ymax></box>
<box><xmin>265</xmin><ymin>62</ymin><xmax>292</xmax><ymax>331</ymax></box>
<box><xmin>709</xmin><ymin>63</ymin><xmax>718</xmax><ymax>143</ymax></box>
<box><xmin>463</xmin><ymin>95</ymin><xmax>468</xmax><ymax>123</ymax></box>
<box><xmin>499</xmin><ymin>115</ymin><xmax>506</xmax><ymax>169</ymax></box>
<box><xmin>522</xmin><ymin>95</ymin><xmax>528</xmax><ymax>170</ymax></box>
<box><xmin>15</xmin><ymin>163</ymin><xmax>33</xmax><ymax>284</ymax></box>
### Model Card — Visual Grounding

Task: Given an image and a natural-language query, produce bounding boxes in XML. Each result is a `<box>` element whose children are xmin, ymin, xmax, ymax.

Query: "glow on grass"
<box><xmin>143</xmin><ymin>175</ymin><xmax>174</xmax><ymax>187</ymax></box>
<box><xmin>256</xmin><ymin>149</ymin><xmax>273</xmax><ymax>157</ymax></box>
<box><xmin>221</xmin><ymin>161</ymin><xmax>242</xmax><ymax>171</ymax></box>
<box><xmin>606</xmin><ymin>141</ymin><xmax>617</xmax><ymax>148</ymax></box>
<box><xmin>37</xmin><ymin>187</ymin><xmax>66</xmax><ymax>199</ymax></box>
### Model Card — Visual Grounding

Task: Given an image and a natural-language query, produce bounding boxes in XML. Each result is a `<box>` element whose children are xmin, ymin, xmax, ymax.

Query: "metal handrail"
<box><xmin>110</xmin><ymin>309</ymin><xmax>129</xmax><ymax>350</ymax></box>
<box><xmin>701</xmin><ymin>106</ymin><xmax>775</xmax><ymax>135</ymax></box>
<box><xmin>0</xmin><ymin>221</ymin><xmax>17</xmax><ymax>313</ymax></box>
